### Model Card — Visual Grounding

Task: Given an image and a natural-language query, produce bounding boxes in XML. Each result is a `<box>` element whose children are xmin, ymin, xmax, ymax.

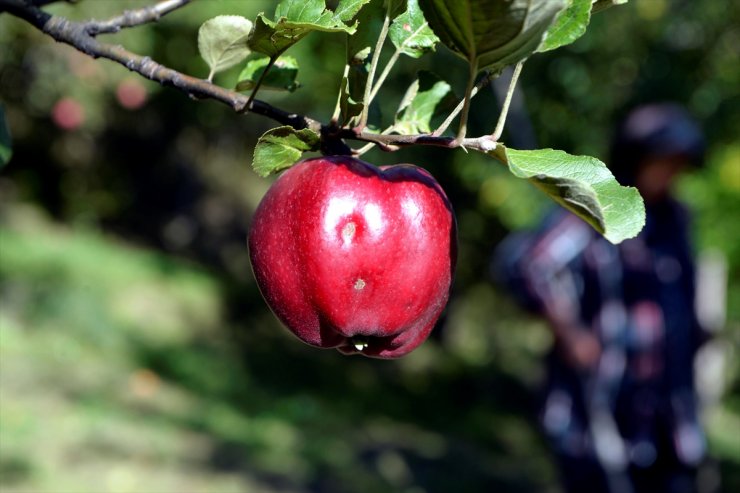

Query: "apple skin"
<box><xmin>248</xmin><ymin>155</ymin><xmax>456</xmax><ymax>358</ymax></box>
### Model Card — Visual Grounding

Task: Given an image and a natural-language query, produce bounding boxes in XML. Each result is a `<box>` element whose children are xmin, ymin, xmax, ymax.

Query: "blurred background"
<box><xmin>0</xmin><ymin>1</ymin><xmax>738</xmax><ymax>492</ymax></box>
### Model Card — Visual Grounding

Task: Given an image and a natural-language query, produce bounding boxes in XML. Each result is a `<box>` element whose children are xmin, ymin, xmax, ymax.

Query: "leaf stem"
<box><xmin>368</xmin><ymin>48</ymin><xmax>400</xmax><ymax>104</ymax></box>
<box><xmin>433</xmin><ymin>70</ymin><xmax>495</xmax><ymax>136</ymax></box>
<box><xmin>454</xmin><ymin>59</ymin><xmax>479</xmax><ymax>143</ymax></box>
<box><xmin>358</xmin><ymin>2</ymin><xmax>392</xmax><ymax>130</ymax></box>
<box><xmin>245</xmin><ymin>55</ymin><xmax>277</xmax><ymax>112</ymax></box>
<box><xmin>331</xmin><ymin>63</ymin><xmax>351</xmax><ymax>124</ymax></box>
<box><xmin>491</xmin><ymin>60</ymin><xmax>524</xmax><ymax>141</ymax></box>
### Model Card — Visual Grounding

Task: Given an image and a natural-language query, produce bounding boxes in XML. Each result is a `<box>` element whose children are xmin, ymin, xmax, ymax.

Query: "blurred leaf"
<box><xmin>389</xmin><ymin>0</ymin><xmax>439</xmax><ymax>58</ymax></box>
<box><xmin>488</xmin><ymin>146</ymin><xmax>645</xmax><ymax>243</ymax></box>
<box><xmin>591</xmin><ymin>0</ymin><xmax>628</xmax><ymax>13</ymax></box>
<box><xmin>419</xmin><ymin>0</ymin><xmax>566</xmax><ymax>72</ymax></box>
<box><xmin>538</xmin><ymin>0</ymin><xmax>592</xmax><ymax>52</ymax></box>
<box><xmin>198</xmin><ymin>16</ymin><xmax>253</xmax><ymax>79</ymax></box>
<box><xmin>236</xmin><ymin>55</ymin><xmax>300</xmax><ymax>92</ymax></box>
<box><xmin>0</xmin><ymin>105</ymin><xmax>11</xmax><ymax>168</ymax></box>
<box><xmin>249</xmin><ymin>0</ymin><xmax>359</xmax><ymax>57</ymax></box>
<box><xmin>394</xmin><ymin>71</ymin><xmax>453</xmax><ymax>134</ymax></box>
<box><xmin>253</xmin><ymin>126</ymin><xmax>321</xmax><ymax>177</ymax></box>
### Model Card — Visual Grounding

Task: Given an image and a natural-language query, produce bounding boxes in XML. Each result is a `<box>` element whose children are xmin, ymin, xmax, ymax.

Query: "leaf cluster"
<box><xmin>192</xmin><ymin>0</ymin><xmax>642</xmax><ymax>242</ymax></box>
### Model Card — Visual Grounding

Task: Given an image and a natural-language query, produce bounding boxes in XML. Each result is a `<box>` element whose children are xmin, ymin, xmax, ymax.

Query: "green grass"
<box><xmin>1</xmin><ymin>209</ymin><xmax>738</xmax><ymax>493</ymax></box>
<box><xmin>0</xmin><ymin>212</ymin><xmax>561</xmax><ymax>493</ymax></box>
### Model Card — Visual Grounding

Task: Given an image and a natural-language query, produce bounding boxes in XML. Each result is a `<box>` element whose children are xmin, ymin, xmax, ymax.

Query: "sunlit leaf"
<box><xmin>389</xmin><ymin>0</ymin><xmax>439</xmax><ymax>58</ymax></box>
<box><xmin>419</xmin><ymin>0</ymin><xmax>566</xmax><ymax>72</ymax></box>
<box><xmin>334</xmin><ymin>0</ymin><xmax>374</xmax><ymax>22</ymax></box>
<box><xmin>198</xmin><ymin>16</ymin><xmax>252</xmax><ymax>79</ymax></box>
<box><xmin>249</xmin><ymin>0</ymin><xmax>358</xmax><ymax>57</ymax></box>
<box><xmin>236</xmin><ymin>55</ymin><xmax>300</xmax><ymax>92</ymax></box>
<box><xmin>592</xmin><ymin>0</ymin><xmax>628</xmax><ymax>14</ymax></box>
<box><xmin>488</xmin><ymin>145</ymin><xmax>645</xmax><ymax>243</ymax></box>
<box><xmin>394</xmin><ymin>71</ymin><xmax>454</xmax><ymax>134</ymax></box>
<box><xmin>253</xmin><ymin>126</ymin><xmax>321</xmax><ymax>177</ymax></box>
<box><xmin>538</xmin><ymin>0</ymin><xmax>592</xmax><ymax>52</ymax></box>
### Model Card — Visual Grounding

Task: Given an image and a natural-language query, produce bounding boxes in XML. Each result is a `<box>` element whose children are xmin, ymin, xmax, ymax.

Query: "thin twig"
<box><xmin>358</xmin><ymin>2</ymin><xmax>391</xmax><ymax>130</ymax></box>
<box><xmin>244</xmin><ymin>55</ymin><xmax>277</xmax><ymax>115</ymax></box>
<box><xmin>353</xmin><ymin>125</ymin><xmax>395</xmax><ymax>156</ymax></box>
<box><xmin>88</xmin><ymin>0</ymin><xmax>191</xmax><ymax>35</ymax></box>
<box><xmin>454</xmin><ymin>59</ymin><xmax>479</xmax><ymax>143</ymax></box>
<box><xmin>369</xmin><ymin>20</ymin><xmax>432</xmax><ymax>104</ymax></box>
<box><xmin>433</xmin><ymin>70</ymin><xmax>495</xmax><ymax>137</ymax></box>
<box><xmin>491</xmin><ymin>60</ymin><xmax>524</xmax><ymax>141</ymax></box>
<box><xmin>368</xmin><ymin>48</ymin><xmax>400</xmax><ymax>104</ymax></box>
<box><xmin>331</xmin><ymin>63</ymin><xmax>351</xmax><ymax>125</ymax></box>
<box><xmin>343</xmin><ymin>128</ymin><xmax>498</xmax><ymax>155</ymax></box>
<box><xmin>0</xmin><ymin>0</ymin><xmax>320</xmax><ymax>132</ymax></box>
<box><xmin>1</xmin><ymin>0</ymin><xmax>505</xmax><ymax>157</ymax></box>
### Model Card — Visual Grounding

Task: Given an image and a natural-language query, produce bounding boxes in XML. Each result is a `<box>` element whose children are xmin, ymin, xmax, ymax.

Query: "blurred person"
<box><xmin>493</xmin><ymin>103</ymin><xmax>710</xmax><ymax>493</ymax></box>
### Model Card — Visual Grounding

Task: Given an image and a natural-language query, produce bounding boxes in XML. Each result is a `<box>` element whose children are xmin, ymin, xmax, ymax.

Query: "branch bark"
<box><xmin>0</xmin><ymin>0</ymin><xmax>503</xmax><ymax>156</ymax></box>
<box><xmin>0</xmin><ymin>0</ymin><xmax>321</xmax><ymax>132</ymax></box>
<box><xmin>88</xmin><ymin>0</ymin><xmax>192</xmax><ymax>35</ymax></box>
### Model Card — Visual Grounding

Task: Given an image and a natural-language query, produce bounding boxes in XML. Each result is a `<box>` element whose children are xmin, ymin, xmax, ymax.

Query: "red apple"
<box><xmin>248</xmin><ymin>155</ymin><xmax>456</xmax><ymax>358</ymax></box>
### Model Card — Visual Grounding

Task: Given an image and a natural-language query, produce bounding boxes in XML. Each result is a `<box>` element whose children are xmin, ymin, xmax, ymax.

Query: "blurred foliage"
<box><xmin>0</xmin><ymin>0</ymin><xmax>739</xmax><ymax>492</ymax></box>
<box><xmin>0</xmin><ymin>206</ymin><xmax>558</xmax><ymax>492</ymax></box>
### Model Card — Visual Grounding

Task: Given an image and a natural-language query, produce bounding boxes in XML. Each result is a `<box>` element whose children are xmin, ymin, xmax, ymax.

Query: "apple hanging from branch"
<box><xmin>248</xmin><ymin>156</ymin><xmax>456</xmax><ymax>358</ymax></box>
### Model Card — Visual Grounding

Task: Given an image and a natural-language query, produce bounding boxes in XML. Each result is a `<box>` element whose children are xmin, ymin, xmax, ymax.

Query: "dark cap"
<box><xmin>609</xmin><ymin>103</ymin><xmax>706</xmax><ymax>185</ymax></box>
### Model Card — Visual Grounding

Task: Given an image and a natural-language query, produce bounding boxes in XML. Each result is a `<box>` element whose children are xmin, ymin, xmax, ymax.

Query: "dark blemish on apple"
<box><xmin>354</xmin><ymin>278</ymin><xmax>366</xmax><ymax>290</ymax></box>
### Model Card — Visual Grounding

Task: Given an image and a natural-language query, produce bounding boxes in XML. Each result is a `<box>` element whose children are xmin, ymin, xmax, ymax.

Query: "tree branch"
<box><xmin>341</xmin><ymin>129</ymin><xmax>498</xmax><ymax>155</ymax></box>
<box><xmin>88</xmin><ymin>0</ymin><xmax>192</xmax><ymax>35</ymax></box>
<box><xmin>0</xmin><ymin>0</ymin><xmax>505</xmax><ymax>157</ymax></box>
<box><xmin>0</xmin><ymin>0</ymin><xmax>321</xmax><ymax>132</ymax></box>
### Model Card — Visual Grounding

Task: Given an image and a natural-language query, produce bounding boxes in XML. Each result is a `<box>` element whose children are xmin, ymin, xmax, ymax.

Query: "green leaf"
<box><xmin>419</xmin><ymin>0</ymin><xmax>567</xmax><ymax>72</ymax></box>
<box><xmin>488</xmin><ymin>145</ymin><xmax>645</xmax><ymax>243</ymax></box>
<box><xmin>394</xmin><ymin>71</ymin><xmax>454</xmax><ymax>134</ymax></box>
<box><xmin>252</xmin><ymin>126</ymin><xmax>321</xmax><ymax>177</ymax></box>
<box><xmin>249</xmin><ymin>0</ymin><xmax>359</xmax><ymax>57</ymax></box>
<box><xmin>334</xmin><ymin>0</ymin><xmax>374</xmax><ymax>22</ymax></box>
<box><xmin>236</xmin><ymin>55</ymin><xmax>300</xmax><ymax>92</ymax></box>
<box><xmin>0</xmin><ymin>105</ymin><xmax>12</xmax><ymax>168</ymax></box>
<box><xmin>591</xmin><ymin>0</ymin><xmax>628</xmax><ymax>14</ymax></box>
<box><xmin>538</xmin><ymin>0</ymin><xmax>592</xmax><ymax>52</ymax></box>
<box><xmin>198</xmin><ymin>16</ymin><xmax>252</xmax><ymax>79</ymax></box>
<box><xmin>389</xmin><ymin>0</ymin><xmax>439</xmax><ymax>58</ymax></box>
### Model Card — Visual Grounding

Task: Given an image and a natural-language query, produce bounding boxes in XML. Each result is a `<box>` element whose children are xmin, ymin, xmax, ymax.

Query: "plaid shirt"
<box><xmin>494</xmin><ymin>198</ymin><xmax>706</xmax><ymax>468</ymax></box>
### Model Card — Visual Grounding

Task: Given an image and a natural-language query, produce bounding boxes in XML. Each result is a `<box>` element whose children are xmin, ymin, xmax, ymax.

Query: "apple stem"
<box><xmin>491</xmin><ymin>60</ymin><xmax>525</xmax><ymax>142</ymax></box>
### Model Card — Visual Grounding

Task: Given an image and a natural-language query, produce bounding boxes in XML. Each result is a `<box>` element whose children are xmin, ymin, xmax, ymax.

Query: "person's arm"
<box><xmin>539</xmin><ymin>272</ymin><xmax>601</xmax><ymax>370</ymax></box>
<box><xmin>522</xmin><ymin>213</ymin><xmax>601</xmax><ymax>370</ymax></box>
